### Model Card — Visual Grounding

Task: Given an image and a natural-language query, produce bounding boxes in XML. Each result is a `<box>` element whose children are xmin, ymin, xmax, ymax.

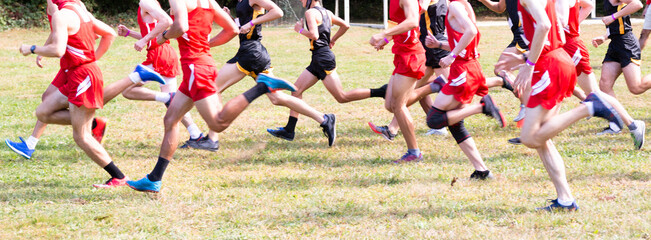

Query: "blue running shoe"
<box><xmin>584</xmin><ymin>92</ymin><xmax>623</xmax><ymax>129</ymax></box>
<box><xmin>127</xmin><ymin>175</ymin><xmax>161</xmax><ymax>193</ymax></box>
<box><xmin>536</xmin><ymin>199</ymin><xmax>579</xmax><ymax>212</ymax></box>
<box><xmin>129</xmin><ymin>64</ymin><xmax>167</xmax><ymax>85</ymax></box>
<box><xmin>256</xmin><ymin>73</ymin><xmax>297</xmax><ymax>92</ymax></box>
<box><xmin>5</xmin><ymin>137</ymin><xmax>35</xmax><ymax>159</ymax></box>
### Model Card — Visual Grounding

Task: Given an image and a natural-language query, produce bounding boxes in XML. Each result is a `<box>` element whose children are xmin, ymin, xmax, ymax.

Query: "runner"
<box><xmin>424</xmin><ymin>0</ymin><xmax>504</xmax><ymax>179</ymax></box>
<box><xmin>369</xmin><ymin>0</ymin><xmax>429</xmax><ymax>163</ymax></box>
<box><xmin>14</xmin><ymin>0</ymin><xmax>163</xmax><ymax>187</ymax></box>
<box><xmin>591</xmin><ymin>0</ymin><xmax>650</xmax><ymax>135</ymax></box>
<box><xmin>5</xmin><ymin>0</ymin><xmax>168</xmax><ymax>159</ymax></box>
<box><xmin>638</xmin><ymin>0</ymin><xmax>651</xmax><ymax>49</ymax></box>
<box><xmin>515</xmin><ymin>0</ymin><xmax>622</xmax><ymax>211</ymax></box>
<box><xmin>266</xmin><ymin>0</ymin><xmax>389</xmax><ymax>141</ymax></box>
<box><xmin>127</xmin><ymin>0</ymin><xmax>301</xmax><ymax>193</ymax></box>
<box><xmin>196</xmin><ymin>0</ymin><xmax>337</xmax><ymax>150</ymax></box>
<box><xmin>477</xmin><ymin>0</ymin><xmax>528</xmax><ymax>122</ymax></box>
<box><xmin>116</xmin><ymin>0</ymin><xmax>205</xmax><ymax>148</ymax></box>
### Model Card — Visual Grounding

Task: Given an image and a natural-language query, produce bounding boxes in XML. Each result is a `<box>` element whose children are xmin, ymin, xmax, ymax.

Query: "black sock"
<box><xmin>92</xmin><ymin>118</ymin><xmax>97</xmax><ymax>129</ymax></box>
<box><xmin>243</xmin><ymin>82</ymin><xmax>270</xmax><ymax>103</ymax></box>
<box><xmin>148</xmin><ymin>156</ymin><xmax>170</xmax><ymax>182</ymax></box>
<box><xmin>628</xmin><ymin>122</ymin><xmax>637</xmax><ymax>131</ymax></box>
<box><xmin>370</xmin><ymin>84</ymin><xmax>388</xmax><ymax>98</ymax></box>
<box><xmin>285</xmin><ymin>116</ymin><xmax>298</xmax><ymax>133</ymax></box>
<box><xmin>104</xmin><ymin>161</ymin><xmax>125</xmax><ymax>179</ymax></box>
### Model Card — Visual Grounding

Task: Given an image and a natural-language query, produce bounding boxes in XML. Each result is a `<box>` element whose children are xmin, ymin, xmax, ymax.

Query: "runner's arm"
<box><xmin>370</xmin><ymin>0</ymin><xmax>420</xmax><ymax>49</ymax></box>
<box><xmin>603</xmin><ymin>0</ymin><xmax>642</xmax><ymax>26</ymax></box>
<box><xmin>478</xmin><ymin>0</ymin><xmax>506</xmax><ymax>13</ymax></box>
<box><xmin>238</xmin><ymin>0</ymin><xmax>282</xmax><ymax>34</ymax></box>
<box><xmin>163</xmin><ymin>0</ymin><xmax>190</xmax><ymax>40</ymax></box>
<box><xmin>446</xmin><ymin>2</ymin><xmax>477</xmax><ymax>57</ymax></box>
<box><xmin>578</xmin><ymin>0</ymin><xmax>595</xmax><ymax>22</ymax></box>
<box><xmin>519</xmin><ymin>0</ymin><xmax>549</xmax><ymax>64</ymax></box>
<box><xmin>299</xmin><ymin>9</ymin><xmax>319</xmax><ymax>40</ymax></box>
<box><xmin>208</xmin><ymin>0</ymin><xmax>239</xmax><ymax>47</ymax></box>
<box><xmin>20</xmin><ymin>10</ymin><xmax>68</xmax><ymax>58</ymax></box>
<box><xmin>91</xmin><ymin>15</ymin><xmax>117</xmax><ymax>60</ymax></box>
<box><xmin>329</xmin><ymin>10</ymin><xmax>349</xmax><ymax>47</ymax></box>
<box><xmin>138</xmin><ymin>0</ymin><xmax>172</xmax><ymax>45</ymax></box>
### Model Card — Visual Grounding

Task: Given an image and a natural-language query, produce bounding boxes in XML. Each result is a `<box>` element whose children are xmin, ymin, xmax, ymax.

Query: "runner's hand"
<box><xmin>294</xmin><ymin>19</ymin><xmax>304</xmax><ymax>33</ymax></box>
<box><xmin>134</xmin><ymin>39</ymin><xmax>147</xmax><ymax>52</ymax></box>
<box><xmin>425</xmin><ymin>33</ymin><xmax>439</xmax><ymax>48</ymax></box>
<box><xmin>602</xmin><ymin>15</ymin><xmax>615</xmax><ymax>26</ymax></box>
<box><xmin>439</xmin><ymin>54</ymin><xmax>455</xmax><ymax>68</ymax></box>
<box><xmin>117</xmin><ymin>25</ymin><xmax>129</xmax><ymax>37</ymax></box>
<box><xmin>19</xmin><ymin>44</ymin><xmax>32</xmax><ymax>56</ymax></box>
<box><xmin>512</xmin><ymin>64</ymin><xmax>533</xmax><ymax>98</ymax></box>
<box><xmin>36</xmin><ymin>55</ymin><xmax>44</xmax><ymax>68</ymax></box>
<box><xmin>592</xmin><ymin>36</ymin><xmax>606</xmax><ymax>47</ymax></box>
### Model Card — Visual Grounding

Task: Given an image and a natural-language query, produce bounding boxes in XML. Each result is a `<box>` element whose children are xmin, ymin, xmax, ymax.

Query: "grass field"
<box><xmin>0</xmin><ymin>21</ymin><xmax>649</xmax><ymax>239</ymax></box>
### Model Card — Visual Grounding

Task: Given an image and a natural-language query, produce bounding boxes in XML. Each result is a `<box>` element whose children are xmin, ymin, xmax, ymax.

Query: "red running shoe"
<box><xmin>92</xmin><ymin>117</ymin><xmax>108</xmax><ymax>144</ymax></box>
<box><xmin>93</xmin><ymin>177</ymin><xmax>129</xmax><ymax>188</ymax></box>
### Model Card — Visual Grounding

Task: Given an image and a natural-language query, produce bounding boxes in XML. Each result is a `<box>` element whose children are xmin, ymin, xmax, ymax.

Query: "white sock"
<box><xmin>128</xmin><ymin>71</ymin><xmax>142</xmax><ymax>84</ymax></box>
<box><xmin>584</xmin><ymin>102</ymin><xmax>594</xmax><ymax>116</ymax></box>
<box><xmin>557</xmin><ymin>198</ymin><xmax>575</xmax><ymax>206</ymax></box>
<box><xmin>187</xmin><ymin>124</ymin><xmax>201</xmax><ymax>139</ymax></box>
<box><xmin>25</xmin><ymin>136</ymin><xmax>39</xmax><ymax>150</ymax></box>
<box><xmin>155</xmin><ymin>92</ymin><xmax>171</xmax><ymax>103</ymax></box>
<box><xmin>609</xmin><ymin>121</ymin><xmax>621</xmax><ymax>132</ymax></box>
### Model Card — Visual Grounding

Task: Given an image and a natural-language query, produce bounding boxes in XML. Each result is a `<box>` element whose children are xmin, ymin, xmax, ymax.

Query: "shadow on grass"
<box><xmin>0</xmin><ymin>180</ymin><xmax>147</xmax><ymax>203</ymax></box>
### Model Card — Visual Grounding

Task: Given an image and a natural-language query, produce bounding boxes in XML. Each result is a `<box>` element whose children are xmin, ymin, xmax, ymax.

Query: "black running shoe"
<box><xmin>192</xmin><ymin>136</ymin><xmax>219</xmax><ymax>152</ymax></box>
<box><xmin>267</xmin><ymin>127</ymin><xmax>295</xmax><ymax>141</ymax></box>
<box><xmin>320</xmin><ymin>114</ymin><xmax>336</xmax><ymax>147</ymax></box>
<box><xmin>368</xmin><ymin>122</ymin><xmax>396</xmax><ymax>141</ymax></box>
<box><xmin>536</xmin><ymin>199</ymin><xmax>579</xmax><ymax>212</ymax></box>
<box><xmin>179</xmin><ymin>133</ymin><xmax>204</xmax><ymax>149</ymax></box>
<box><xmin>481</xmin><ymin>95</ymin><xmax>506</xmax><ymax>128</ymax></box>
<box><xmin>500</xmin><ymin>74</ymin><xmax>514</xmax><ymax>92</ymax></box>
<box><xmin>470</xmin><ymin>170</ymin><xmax>494</xmax><ymax>180</ymax></box>
<box><xmin>507</xmin><ymin>137</ymin><xmax>521</xmax><ymax>145</ymax></box>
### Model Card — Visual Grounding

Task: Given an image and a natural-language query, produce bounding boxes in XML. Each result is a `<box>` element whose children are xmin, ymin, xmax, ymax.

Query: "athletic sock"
<box><xmin>584</xmin><ymin>102</ymin><xmax>595</xmax><ymax>116</ymax></box>
<box><xmin>187</xmin><ymin>124</ymin><xmax>202</xmax><ymax>139</ymax></box>
<box><xmin>609</xmin><ymin>121</ymin><xmax>621</xmax><ymax>132</ymax></box>
<box><xmin>285</xmin><ymin>116</ymin><xmax>298</xmax><ymax>133</ymax></box>
<box><xmin>25</xmin><ymin>136</ymin><xmax>39</xmax><ymax>150</ymax></box>
<box><xmin>104</xmin><ymin>161</ymin><xmax>126</xmax><ymax>179</ymax></box>
<box><xmin>430</xmin><ymin>81</ymin><xmax>442</xmax><ymax>93</ymax></box>
<box><xmin>407</xmin><ymin>148</ymin><xmax>421</xmax><ymax>156</ymax></box>
<box><xmin>557</xmin><ymin>198</ymin><xmax>575</xmax><ymax>206</ymax></box>
<box><xmin>148</xmin><ymin>156</ymin><xmax>169</xmax><ymax>182</ymax></box>
<box><xmin>628</xmin><ymin>122</ymin><xmax>638</xmax><ymax>131</ymax></box>
<box><xmin>370</xmin><ymin>84</ymin><xmax>388</xmax><ymax>98</ymax></box>
<box><xmin>242</xmin><ymin>82</ymin><xmax>269</xmax><ymax>103</ymax></box>
<box><xmin>155</xmin><ymin>92</ymin><xmax>171</xmax><ymax>103</ymax></box>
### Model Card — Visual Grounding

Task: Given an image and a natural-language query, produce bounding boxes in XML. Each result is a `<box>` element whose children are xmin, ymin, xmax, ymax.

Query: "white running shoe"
<box><xmin>425</xmin><ymin>128</ymin><xmax>448</xmax><ymax>136</ymax></box>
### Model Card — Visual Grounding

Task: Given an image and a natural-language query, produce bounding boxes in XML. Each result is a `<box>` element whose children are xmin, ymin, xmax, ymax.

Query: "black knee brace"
<box><xmin>427</xmin><ymin>106</ymin><xmax>449</xmax><ymax>129</ymax></box>
<box><xmin>448</xmin><ymin>120</ymin><xmax>471</xmax><ymax>144</ymax></box>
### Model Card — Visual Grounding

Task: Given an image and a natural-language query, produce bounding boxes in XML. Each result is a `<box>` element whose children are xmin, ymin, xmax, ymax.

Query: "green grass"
<box><xmin>0</xmin><ymin>23</ymin><xmax>649</xmax><ymax>239</ymax></box>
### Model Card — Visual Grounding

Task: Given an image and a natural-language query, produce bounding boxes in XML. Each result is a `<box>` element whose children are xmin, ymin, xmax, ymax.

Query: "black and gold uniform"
<box><xmin>226</xmin><ymin>0</ymin><xmax>271</xmax><ymax>77</ymax></box>
<box><xmin>505</xmin><ymin>0</ymin><xmax>528</xmax><ymax>51</ymax></box>
<box><xmin>305</xmin><ymin>6</ymin><xmax>336</xmax><ymax>80</ymax></box>
<box><xmin>419</xmin><ymin>0</ymin><xmax>450</xmax><ymax>68</ymax></box>
<box><xmin>603</xmin><ymin>0</ymin><xmax>641</xmax><ymax>67</ymax></box>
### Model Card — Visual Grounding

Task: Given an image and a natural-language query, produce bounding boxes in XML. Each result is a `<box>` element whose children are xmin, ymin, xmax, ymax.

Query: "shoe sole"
<box><xmin>127</xmin><ymin>183</ymin><xmax>160</xmax><ymax>193</ymax></box>
<box><xmin>633</xmin><ymin>121</ymin><xmax>645</xmax><ymax>150</ymax></box>
<box><xmin>367</xmin><ymin>122</ymin><xmax>394</xmax><ymax>142</ymax></box>
<box><xmin>5</xmin><ymin>139</ymin><xmax>31</xmax><ymax>159</ymax></box>
<box><xmin>93</xmin><ymin>118</ymin><xmax>108</xmax><ymax>145</ymax></box>
<box><xmin>267</xmin><ymin>129</ymin><xmax>295</xmax><ymax>141</ymax></box>
<box><xmin>329</xmin><ymin>114</ymin><xmax>336</xmax><ymax>147</ymax></box>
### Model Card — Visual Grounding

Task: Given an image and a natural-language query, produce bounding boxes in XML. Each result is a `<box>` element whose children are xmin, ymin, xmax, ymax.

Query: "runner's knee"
<box><xmin>427</xmin><ymin>106</ymin><xmax>448</xmax><ymax>129</ymax></box>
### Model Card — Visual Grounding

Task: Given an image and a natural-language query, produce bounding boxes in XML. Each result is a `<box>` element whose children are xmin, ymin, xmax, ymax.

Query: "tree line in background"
<box><xmin>0</xmin><ymin>0</ymin><xmax>635</xmax><ymax>30</ymax></box>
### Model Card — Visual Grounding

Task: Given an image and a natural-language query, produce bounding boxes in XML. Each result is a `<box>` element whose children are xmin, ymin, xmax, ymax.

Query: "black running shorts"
<box><xmin>227</xmin><ymin>40</ymin><xmax>271</xmax><ymax>77</ymax></box>
<box><xmin>604</xmin><ymin>31</ymin><xmax>642</xmax><ymax>68</ymax></box>
<box><xmin>306</xmin><ymin>48</ymin><xmax>336</xmax><ymax>80</ymax></box>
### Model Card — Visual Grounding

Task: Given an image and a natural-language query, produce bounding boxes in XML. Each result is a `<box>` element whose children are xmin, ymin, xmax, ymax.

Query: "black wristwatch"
<box><xmin>162</xmin><ymin>30</ymin><xmax>168</xmax><ymax>40</ymax></box>
<box><xmin>30</xmin><ymin>45</ymin><xmax>36</xmax><ymax>54</ymax></box>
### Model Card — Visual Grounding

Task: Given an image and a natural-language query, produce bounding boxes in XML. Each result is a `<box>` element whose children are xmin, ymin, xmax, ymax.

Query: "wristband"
<box><xmin>451</xmin><ymin>53</ymin><xmax>457</xmax><ymax>58</ymax></box>
<box><xmin>526</xmin><ymin>59</ymin><xmax>535</xmax><ymax>66</ymax></box>
<box><xmin>30</xmin><ymin>45</ymin><xmax>36</xmax><ymax>54</ymax></box>
<box><xmin>611</xmin><ymin>14</ymin><xmax>616</xmax><ymax>21</ymax></box>
<box><xmin>124</xmin><ymin>29</ymin><xmax>130</xmax><ymax>37</ymax></box>
<box><xmin>383</xmin><ymin>37</ymin><xmax>389</xmax><ymax>44</ymax></box>
<box><xmin>522</xmin><ymin>52</ymin><xmax>528</xmax><ymax>62</ymax></box>
<box><xmin>250</xmin><ymin>21</ymin><xmax>255</xmax><ymax>27</ymax></box>
<box><xmin>437</xmin><ymin>41</ymin><xmax>442</xmax><ymax>49</ymax></box>
<box><xmin>162</xmin><ymin>30</ymin><xmax>168</xmax><ymax>40</ymax></box>
<box><xmin>299</xmin><ymin>28</ymin><xmax>303</xmax><ymax>34</ymax></box>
